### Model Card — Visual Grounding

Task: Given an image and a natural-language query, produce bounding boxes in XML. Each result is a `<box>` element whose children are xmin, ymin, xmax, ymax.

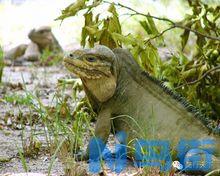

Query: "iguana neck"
<box><xmin>82</xmin><ymin>74</ymin><xmax>117</xmax><ymax>102</ymax></box>
<box><xmin>81</xmin><ymin>54</ymin><xmax>119</xmax><ymax>103</ymax></box>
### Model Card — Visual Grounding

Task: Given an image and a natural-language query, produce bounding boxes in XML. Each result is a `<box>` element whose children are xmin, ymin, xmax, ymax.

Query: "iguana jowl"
<box><xmin>64</xmin><ymin>45</ymin><xmax>220</xmax><ymax>173</ymax></box>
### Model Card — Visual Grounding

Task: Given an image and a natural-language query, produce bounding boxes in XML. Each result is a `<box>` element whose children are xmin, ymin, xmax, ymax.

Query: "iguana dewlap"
<box><xmin>63</xmin><ymin>45</ymin><xmax>220</xmax><ymax>173</ymax></box>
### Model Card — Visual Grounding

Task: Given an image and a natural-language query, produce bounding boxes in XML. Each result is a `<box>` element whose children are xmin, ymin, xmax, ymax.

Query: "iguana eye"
<box><xmin>86</xmin><ymin>57</ymin><xmax>96</xmax><ymax>62</ymax></box>
<box><xmin>39</xmin><ymin>30</ymin><xmax>44</xmax><ymax>34</ymax></box>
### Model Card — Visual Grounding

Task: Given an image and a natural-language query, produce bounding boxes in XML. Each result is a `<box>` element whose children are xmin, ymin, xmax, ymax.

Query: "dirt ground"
<box><xmin>0</xmin><ymin>65</ymin><xmax>67</xmax><ymax>175</ymax></box>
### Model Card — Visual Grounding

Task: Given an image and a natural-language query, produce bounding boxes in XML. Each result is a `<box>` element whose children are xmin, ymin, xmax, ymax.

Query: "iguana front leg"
<box><xmin>23</xmin><ymin>42</ymin><xmax>41</xmax><ymax>61</ymax></box>
<box><xmin>75</xmin><ymin>108</ymin><xmax>111</xmax><ymax>161</ymax></box>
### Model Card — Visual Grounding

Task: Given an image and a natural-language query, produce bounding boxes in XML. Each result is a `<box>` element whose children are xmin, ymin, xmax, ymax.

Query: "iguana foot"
<box><xmin>73</xmin><ymin>148</ymin><xmax>117</xmax><ymax>162</ymax></box>
<box><xmin>73</xmin><ymin>151</ymin><xmax>89</xmax><ymax>161</ymax></box>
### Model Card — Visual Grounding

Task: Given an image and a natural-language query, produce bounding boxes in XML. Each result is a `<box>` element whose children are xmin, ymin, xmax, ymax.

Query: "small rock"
<box><xmin>7</xmin><ymin>118</ymin><xmax>12</xmax><ymax>126</ymax></box>
<box><xmin>172</xmin><ymin>160</ymin><xmax>183</xmax><ymax>170</ymax></box>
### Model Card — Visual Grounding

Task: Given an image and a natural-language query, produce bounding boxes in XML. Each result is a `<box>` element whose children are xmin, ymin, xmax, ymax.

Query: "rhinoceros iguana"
<box><xmin>63</xmin><ymin>45</ymin><xmax>220</xmax><ymax>174</ymax></box>
<box><xmin>4</xmin><ymin>26</ymin><xmax>62</xmax><ymax>64</ymax></box>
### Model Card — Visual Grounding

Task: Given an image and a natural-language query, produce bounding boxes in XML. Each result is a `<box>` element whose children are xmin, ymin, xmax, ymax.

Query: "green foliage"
<box><xmin>40</xmin><ymin>48</ymin><xmax>63</xmax><ymax>66</ymax></box>
<box><xmin>56</xmin><ymin>0</ymin><xmax>101</xmax><ymax>21</ymax></box>
<box><xmin>58</xmin><ymin>0</ymin><xmax>220</xmax><ymax>121</ymax></box>
<box><xmin>80</xmin><ymin>3</ymin><xmax>122</xmax><ymax>48</ymax></box>
<box><xmin>171</xmin><ymin>0</ymin><xmax>220</xmax><ymax>119</ymax></box>
<box><xmin>180</xmin><ymin>0</ymin><xmax>220</xmax><ymax>49</ymax></box>
<box><xmin>17</xmin><ymin>147</ymin><xmax>29</xmax><ymax>172</ymax></box>
<box><xmin>4</xmin><ymin>94</ymin><xmax>34</xmax><ymax>105</ymax></box>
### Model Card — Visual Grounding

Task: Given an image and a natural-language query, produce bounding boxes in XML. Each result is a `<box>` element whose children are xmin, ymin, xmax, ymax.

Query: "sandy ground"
<box><xmin>0</xmin><ymin>65</ymin><xmax>68</xmax><ymax>175</ymax></box>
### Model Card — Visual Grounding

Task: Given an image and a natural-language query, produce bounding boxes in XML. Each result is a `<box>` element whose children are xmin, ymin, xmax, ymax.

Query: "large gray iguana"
<box><xmin>63</xmin><ymin>45</ymin><xmax>220</xmax><ymax>174</ymax></box>
<box><xmin>4</xmin><ymin>26</ymin><xmax>62</xmax><ymax>64</ymax></box>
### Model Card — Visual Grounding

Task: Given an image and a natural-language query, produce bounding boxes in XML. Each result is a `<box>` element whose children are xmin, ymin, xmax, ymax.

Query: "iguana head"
<box><xmin>28</xmin><ymin>26</ymin><xmax>54</xmax><ymax>47</ymax></box>
<box><xmin>64</xmin><ymin>45</ymin><xmax>117</xmax><ymax>102</ymax></box>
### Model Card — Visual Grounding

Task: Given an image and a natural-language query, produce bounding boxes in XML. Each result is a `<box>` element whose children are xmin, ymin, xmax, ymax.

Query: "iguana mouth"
<box><xmin>64</xmin><ymin>58</ymin><xmax>103</xmax><ymax>79</ymax></box>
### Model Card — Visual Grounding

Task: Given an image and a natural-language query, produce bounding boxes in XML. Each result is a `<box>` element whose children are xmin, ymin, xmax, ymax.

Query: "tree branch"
<box><xmin>175</xmin><ymin>65</ymin><xmax>220</xmax><ymax>89</ymax></box>
<box><xmin>103</xmin><ymin>1</ymin><xmax>220</xmax><ymax>41</ymax></box>
<box><xmin>174</xmin><ymin>24</ymin><xmax>220</xmax><ymax>41</ymax></box>
<box><xmin>144</xmin><ymin>26</ymin><xmax>176</xmax><ymax>44</ymax></box>
<box><xmin>103</xmin><ymin>1</ymin><xmax>174</xmax><ymax>24</ymax></box>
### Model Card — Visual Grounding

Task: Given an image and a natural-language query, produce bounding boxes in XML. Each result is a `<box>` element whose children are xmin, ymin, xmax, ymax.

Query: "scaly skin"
<box><xmin>64</xmin><ymin>45</ymin><xmax>220</xmax><ymax>173</ymax></box>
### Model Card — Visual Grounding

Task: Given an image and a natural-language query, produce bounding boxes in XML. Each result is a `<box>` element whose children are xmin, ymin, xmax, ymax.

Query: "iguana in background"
<box><xmin>64</xmin><ymin>45</ymin><xmax>220</xmax><ymax>174</ymax></box>
<box><xmin>4</xmin><ymin>26</ymin><xmax>62</xmax><ymax>64</ymax></box>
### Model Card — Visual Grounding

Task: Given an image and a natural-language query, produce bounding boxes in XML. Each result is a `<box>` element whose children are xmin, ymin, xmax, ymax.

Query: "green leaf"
<box><xmin>99</xmin><ymin>29</ymin><xmax>117</xmax><ymax>49</ymax></box>
<box><xmin>81</xmin><ymin>12</ymin><xmax>103</xmax><ymax>47</ymax></box>
<box><xmin>139</xmin><ymin>21</ymin><xmax>152</xmax><ymax>34</ymax></box>
<box><xmin>108</xmin><ymin>3</ymin><xmax>118</xmax><ymax>16</ymax></box>
<box><xmin>84</xmin><ymin>12</ymin><xmax>93</xmax><ymax>26</ymax></box>
<box><xmin>129</xmin><ymin>46</ymin><xmax>142</xmax><ymax>65</ymax></box>
<box><xmin>181</xmin><ymin>68</ymin><xmax>197</xmax><ymax>79</ymax></box>
<box><xmin>179</xmin><ymin>53</ymin><xmax>189</xmax><ymax>65</ymax></box>
<box><xmin>194</xmin><ymin>21</ymin><xmax>207</xmax><ymax>48</ymax></box>
<box><xmin>111</xmin><ymin>33</ymin><xmax>143</xmax><ymax>48</ymax></box>
<box><xmin>56</xmin><ymin>0</ymin><xmax>86</xmax><ymax>20</ymax></box>
<box><xmin>139</xmin><ymin>14</ymin><xmax>160</xmax><ymax>36</ymax></box>
<box><xmin>81</xmin><ymin>12</ymin><xmax>94</xmax><ymax>47</ymax></box>
<box><xmin>139</xmin><ymin>44</ymin><xmax>161</xmax><ymax>73</ymax></box>
<box><xmin>108</xmin><ymin>4</ymin><xmax>121</xmax><ymax>34</ymax></box>
<box><xmin>85</xmin><ymin>26</ymin><xmax>99</xmax><ymax>35</ymax></box>
<box><xmin>180</xmin><ymin>22</ymin><xmax>193</xmax><ymax>50</ymax></box>
<box><xmin>181</xmin><ymin>29</ymin><xmax>190</xmax><ymax>50</ymax></box>
<box><xmin>95</xmin><ymin>13</ymin><xmax>100</xmax><ymax>23</ymax></box>
<box><xmin>81</xmin><ymin>27</ymin><xmax>88</xmax><ymax>47</ymax></box>
<box><xmin>88</xmin><ymin>36</ymin><xmax>95</xmax><ymax>48</ymax></box>
<box><xmin>198</xmin><ymin>63</ymin><xmax>208</xmax><ymax>78</ymax></box>
<box><xmin>140</xmin><ymin>14</ymin><xmax>164</xmax><ymax>44</ymax></box>
<box><xmin>146</xmin><ymin>13</ymin><xmax>159</xmax><ymax>35</ymax></box>
<box><xmin>196</xmin><ymin>35</ymin><xmax>206</xmax><ymax>48</ymax></box>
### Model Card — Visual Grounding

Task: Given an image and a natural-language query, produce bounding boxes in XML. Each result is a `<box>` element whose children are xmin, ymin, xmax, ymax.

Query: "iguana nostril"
<box><xmin>69</xmin><ymin>53</ymin><xmax>74</xmax><ymax>58</ymax></box>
